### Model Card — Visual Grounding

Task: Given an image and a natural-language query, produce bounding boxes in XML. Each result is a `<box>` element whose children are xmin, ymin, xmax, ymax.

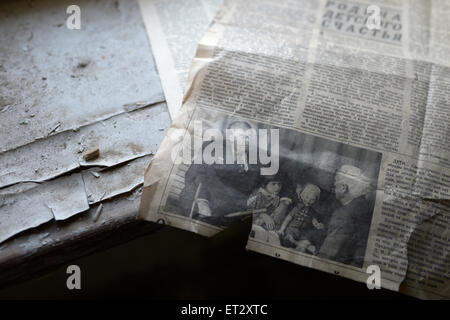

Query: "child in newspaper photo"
<box><xmin>247</xmin><ymin>174</ymin><xmax>292</xmax><ymax>240</ymax></box>
<box><xmin>278</xmin><ymin>182</ymin><xmax>326</xmax><ymax>255</ymax></box>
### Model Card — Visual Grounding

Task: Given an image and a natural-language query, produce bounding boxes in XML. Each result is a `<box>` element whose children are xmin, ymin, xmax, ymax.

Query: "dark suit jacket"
<box><xmin>318</xmin><ymin>196</ymin><xmax>371</xmax><ymax>267</ymax></box>
<box><xmin>178</xmin><ymin>162</ymin><xmax>261</xmax><ymax>226</ymax></box>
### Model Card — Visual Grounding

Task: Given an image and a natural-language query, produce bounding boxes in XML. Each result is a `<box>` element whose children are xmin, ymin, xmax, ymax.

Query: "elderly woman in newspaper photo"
<box><xmin>318</xmin><ymin>165</ymin><xmax>373</xmax><ymax>267</ymax></box>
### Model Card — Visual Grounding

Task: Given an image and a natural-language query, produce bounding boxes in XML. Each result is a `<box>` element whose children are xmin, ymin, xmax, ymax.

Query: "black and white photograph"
<box><xmin>163</xmin><ymin>114</ymin><xmax>382</xmax><ymax>268</ymax></box>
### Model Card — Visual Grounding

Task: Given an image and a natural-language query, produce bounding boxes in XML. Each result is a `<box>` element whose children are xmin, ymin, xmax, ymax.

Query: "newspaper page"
<box><xmin>138</xmin><ymin>0</ymin><xmax>223</xmax><ymax>118</ymax></box>
<box><xmin>139</xmin><ymin>0</ymin><xmax>450</xmax><ymax>299</ymax></box>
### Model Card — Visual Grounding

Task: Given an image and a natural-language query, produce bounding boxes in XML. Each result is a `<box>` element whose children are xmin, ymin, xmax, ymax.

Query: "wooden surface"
<box><xmin>0</xmin><ymin>0</ymin><xmax>168</xmax><ymax>289</ymax></box>
<box><xmin>0</xmin><ymin>193</ymin><xmax>164</xmax><ymax>288</ymax></box>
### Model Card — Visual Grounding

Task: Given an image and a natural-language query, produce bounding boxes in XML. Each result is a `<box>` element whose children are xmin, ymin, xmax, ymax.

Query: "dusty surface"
<box><xmin>0</xmin><ymin>0</ymin><xmax>170</xmax><ymax>280</ymax></box>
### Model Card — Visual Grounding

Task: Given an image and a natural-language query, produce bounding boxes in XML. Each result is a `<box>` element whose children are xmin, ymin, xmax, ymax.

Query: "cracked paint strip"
<box><xmin>0</xmin><ymin>103</ymin><xmax>170</xmax><ymax>189</ymax></box>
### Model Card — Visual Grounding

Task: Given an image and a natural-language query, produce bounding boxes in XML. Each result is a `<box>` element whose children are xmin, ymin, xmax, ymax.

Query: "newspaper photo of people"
<box><xmin>162</xmin><ymin>112</ymin><xmax>381</xmax><ymax>268</ymax></box>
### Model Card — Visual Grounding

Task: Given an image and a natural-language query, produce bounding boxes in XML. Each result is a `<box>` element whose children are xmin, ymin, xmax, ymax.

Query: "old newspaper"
<box><xmin>139</xmin><ymin>0</ymin><xmax>450</xmax><ymax>299</ymax></box>
<box><xmin>138</xmin><ymin>0</ymin><xmax>223</xmax><ymax>118</ymax></box>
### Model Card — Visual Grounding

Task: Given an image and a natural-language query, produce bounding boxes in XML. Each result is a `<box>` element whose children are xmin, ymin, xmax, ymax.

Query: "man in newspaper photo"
<box><xmin>318</xmin><ymin>165</ymin><xmax>373</xmax><ymax>267</ymax></box>
<box><xmin>176</xmin><ymin>120</ymin><xmax>262</xmax><ymax>227</ymax></box>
